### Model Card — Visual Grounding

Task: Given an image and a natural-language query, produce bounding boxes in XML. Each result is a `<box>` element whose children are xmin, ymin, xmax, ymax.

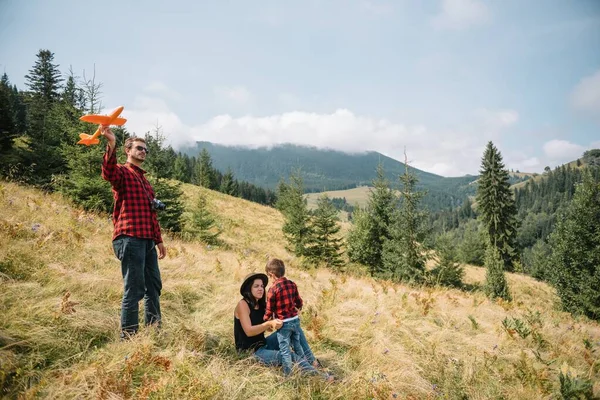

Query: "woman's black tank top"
<box><xmin>234</xmin><ymin>300</ymin><xmax>266</xmax><ymax>352</ymax></box>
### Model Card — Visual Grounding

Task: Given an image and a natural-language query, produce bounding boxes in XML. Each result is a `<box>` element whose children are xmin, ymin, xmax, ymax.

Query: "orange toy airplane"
<box><xmin>77</xmin><ymin>106</ymin><xmax>127</xmax><ymax>146</ymax></box>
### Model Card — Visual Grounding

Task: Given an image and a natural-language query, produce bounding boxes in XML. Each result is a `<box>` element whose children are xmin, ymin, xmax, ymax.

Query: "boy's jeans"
<box><xmin>112</xmin><ymin>235</ymin><xmax>162</xmax><ymax>337</ymax></box>
<box><xmin>254</xmin><ymin>333</ymin><xmax>317</xmax><ymax>375</ymax></box>
<box><xmin>276</xmin><ymin>318</ymin><xmax>316</xmax><ymax>375</ymax></box>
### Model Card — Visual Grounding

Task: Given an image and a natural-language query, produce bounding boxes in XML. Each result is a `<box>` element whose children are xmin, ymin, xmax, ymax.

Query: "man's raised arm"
<box><xmin>100</xmin><ymin>127</ymin><xmax>123</xmax><ymax>187</ymax></box>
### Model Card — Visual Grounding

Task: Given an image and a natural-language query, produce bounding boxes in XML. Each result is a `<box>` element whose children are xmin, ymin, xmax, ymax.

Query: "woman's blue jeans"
<box><xmin>254</xmin><ymin>333</ymin><xmax>318</xmax><ymax>375</ymax></box>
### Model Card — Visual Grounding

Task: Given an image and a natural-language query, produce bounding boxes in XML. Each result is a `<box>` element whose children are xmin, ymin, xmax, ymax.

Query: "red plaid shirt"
<box><xmin>102</xmin><ymin>146</ymin><xmax>163</xmax><ymax>244</ymax></box>
<box><xmin>264</xmin><ymin>277</ymin><xmax>303</xmax><ymax>321</ymax></box>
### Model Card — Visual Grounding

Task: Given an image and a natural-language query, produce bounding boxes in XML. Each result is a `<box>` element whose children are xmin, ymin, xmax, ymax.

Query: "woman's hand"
<box><xmin>264</xmin><ymin>319</ymin><xmax>283</xmax><ymax>332</ymax></box>
<box><xmin>271</xmin><ymin>319</ymin><xmax>283</xmax><ymax>330</ymax></box>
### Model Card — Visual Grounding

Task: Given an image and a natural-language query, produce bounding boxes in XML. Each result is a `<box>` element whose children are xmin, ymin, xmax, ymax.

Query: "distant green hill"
<box><xmin>181</xmin><ymin>142</ymin><xmax>479</xmax><ymax>211</ymax></box>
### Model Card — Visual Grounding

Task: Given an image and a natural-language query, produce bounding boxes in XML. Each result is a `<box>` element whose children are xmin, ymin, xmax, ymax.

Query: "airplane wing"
<box><xmin>113</xmin><ymin>117</ymin><xmax>127</xmax><ymax>125</ymax></box>
<box><xmin>80</xmin><ymin>115</ymin><xmax>112</xmax><ymax>124</ymax></box>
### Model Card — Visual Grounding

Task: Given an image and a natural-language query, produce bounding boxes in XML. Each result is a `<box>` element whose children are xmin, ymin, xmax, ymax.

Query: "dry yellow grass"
<box><xmin>304</xmin><ymin>186</ymin><xmax>374</xmax><ymax>209</ymax></box>
<box><xmin>1</xmin><ymin>180</ymin><xmax>599</xmax><ymax>399</ymax></box>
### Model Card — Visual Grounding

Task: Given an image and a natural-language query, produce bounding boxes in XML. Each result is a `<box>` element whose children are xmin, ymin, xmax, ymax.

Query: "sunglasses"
<box><xmin>134</xmin><ymin>145</ymin><xmax>149</xmax><ymax>153</ymax></box>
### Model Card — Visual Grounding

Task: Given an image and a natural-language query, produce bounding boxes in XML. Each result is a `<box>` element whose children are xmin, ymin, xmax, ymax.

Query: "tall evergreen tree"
<box><xmin>173</xmin><ymin>153</ymin><xmax>192</xmax><ymax>183</ymax></box>
<box><xmin>522</xmin><ymin>239</ymin><xmax>551</xmax><ymax>281</ymax></box>
<box><xmin>476</xmin><ymin>141</ymin><xmax>519</xmax><ymax>271</ymax></box>
<box><xmin>10</xmin><ymin>85</ymin><xmax>27</xmax><ymax>135</ymax></box>
<box><xmin>548</xmin><ymin>170</ymin><xmax>600</xmax><ymax>320</ymax></box>
<box><xmin>277</xmin><ymin>170</ymin><xmax>312</xmax><ymax>257</ymax></box>
<box><xmin>144</xmin><ymin>126</ymin><xmax>174</xmax><ymax>179</ymax></box>
<box><xmin>308</xmin><ymin>194</ymin><xmax>344</xmax><ymax>268</ymax></box>
<box><xmin>140</xmin><ymin>126</ymin><xmax>185</xmax><ymax>232</ymax></box>
<box><xmin>220</xmin><ymin>167</ymin><xmax>238</xmax><ymax>196</ymax></box>
<box><xmin>484</xmin><ymin>245</ymin><xmax>512</xmax><ymax>301</ymax></box>
<box><xmin>347</xmin><ymin>163</ymin><xmax>395</xmax><ymax>276</ymax></box>
<box><xmin>24</xmin><ymin>49</ymin><xmax>63</xmax><ymax>139</ymax></box>
<box><xmin>20</xmin><ymin>50</ymin><xmax>69</xmax><ymax>185</ymax></box>
<box><xmin>196</xmin><ymin>148</ymin><xmax>217</xmax><ymax>189</ymax></box>
<box><xmin>381</xmin><ymin>158</ymin><xmax>428</xmax><ymax>282</ymax></box>
<box><xmin>0</xmin><ymin>73</ymin><xmax>16</xmax><ymax>153</ymax></box>
<box><xmin>346</xmin><ymin>206</ymin><xmax>377</xmax><ymax>266</ymax></box>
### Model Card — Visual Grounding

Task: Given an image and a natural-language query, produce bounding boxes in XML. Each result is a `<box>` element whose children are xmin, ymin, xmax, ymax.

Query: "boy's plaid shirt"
<box><xmin>102</xmin><ymin>146</ymin><xmax>163</xmax><ymax>244</ymax></box>
<box><xmin>264</xmin><ymin>277</ymin><xmax>303</xmax><ymax>321</ymax></box>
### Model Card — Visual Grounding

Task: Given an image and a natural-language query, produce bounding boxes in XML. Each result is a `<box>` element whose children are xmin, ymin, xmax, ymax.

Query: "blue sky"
<box><xmin>1</xmin><ymin>0</ymin><xmax>599</xmax><ymax>176</ymax></box>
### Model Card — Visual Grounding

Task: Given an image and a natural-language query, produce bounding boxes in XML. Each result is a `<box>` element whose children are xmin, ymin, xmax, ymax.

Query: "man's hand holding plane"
<box><xmin>78</xmin><ymin>106</ymin><xmax>125</xmax><ymax>147</ymax></box>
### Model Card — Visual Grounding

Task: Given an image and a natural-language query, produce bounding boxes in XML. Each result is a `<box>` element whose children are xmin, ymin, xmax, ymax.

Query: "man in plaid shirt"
<box><xmin>264</xmin><ymin>258</ymin><xmax>320</xmax><ymax>375</ymax></box>
<box><xmin>101</xmin><ymin>126</ymin><xmax>166</xmax><ymax>339</ymax></box>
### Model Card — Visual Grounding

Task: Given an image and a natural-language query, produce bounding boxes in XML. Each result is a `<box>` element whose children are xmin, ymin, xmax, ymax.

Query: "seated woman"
<box><xmin>234</xmin><ymin>272</ymin><xmax>327</xmax><ymax>377</ymax></box>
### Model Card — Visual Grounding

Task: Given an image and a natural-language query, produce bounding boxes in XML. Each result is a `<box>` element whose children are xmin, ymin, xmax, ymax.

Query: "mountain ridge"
<box><xmin>180</xmin><ymin>141</ymin><xmax>479</xmax><ymax>210</ymax></box>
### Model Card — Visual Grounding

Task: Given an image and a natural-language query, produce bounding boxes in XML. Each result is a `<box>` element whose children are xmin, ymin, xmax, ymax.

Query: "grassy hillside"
<box><xmin>1</xmin><ymin>181</ymin><xmax>599</xmax><ymax>399</ymax></box>
<box><xmin>304</xmin><ymin>186</ymin><xmax>373</xmax><ymax>210</ymax></box>
<box><xmin>510</xmin><ymin>161</ymin><xmax>583</xmax><ymax>191</ymax></box>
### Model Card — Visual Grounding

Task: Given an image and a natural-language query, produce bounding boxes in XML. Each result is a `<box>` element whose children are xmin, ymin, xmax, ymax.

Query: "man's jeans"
<box><xmin>276</xmin><ymin>318</ymin><xmax>316</xmax><ymax>375</ymax></box>
<box><xmin>112</xmin><ymin>235</ymin><xmax>162</xmax><ymax>337</ymax></box>
<box><xmin>254</xmin><ymin>333</ymin><xmax>317</xmax><ymax>375</ymax></box>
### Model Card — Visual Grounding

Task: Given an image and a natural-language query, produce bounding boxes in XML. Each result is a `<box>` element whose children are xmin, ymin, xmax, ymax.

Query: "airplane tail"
<box><xmin>77</xmin><ymin>133</ymin><xmax>100</xmax><ymax>146</ymax></box>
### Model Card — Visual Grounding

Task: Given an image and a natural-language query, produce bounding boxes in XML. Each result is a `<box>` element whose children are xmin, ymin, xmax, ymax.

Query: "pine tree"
<box><xmin>196</xmin><ymin>148</ymin><xmax>217</xmax><ymax>189</ymax></box>
<box><xmin>522</xmin><ymin>239</ymin><xmax>551</xmax><ymax>281</ymax></box>
<box><xmin>151</xmin><ymin>178</ymin><xmax>185</xmax><ymax>233</ymax></box>
<box><xmin>548</xmin><ymin>170</ymin><xmax>600</xmax><ymax>320</ymax></box>
<box><xmin>484</xmin><ymin>245</ymin><xmax>511</xmax><ymax>301</ymax></box>
<box><xmin>347</xmin><ymin>163</ymin><xmax>395</xmax><ymax>275</ymax></box>
<box><xmin>57</xmin><ymin>127</ymin><xmax>129</xmax><ymax>213</ymax></box>
<box><xmin>346</xmin><ymin>206</ymin><xmax>377</xmax><ymax>267</ymax></box>
<box><xmin>144</xmin><ymin>125</ymin><xmax>174</xmax><ymax>180</ymax></box>
<box><xmin>184</xmin><ymin>193</ymin><xmax>221</xmax><ymax>245</ymax></box>
<box><xmin>173</xmin><ymin>154</ymin><xmax>192</xmax><ymax>183</ymax></box>
<box><xmin>0</xmin><ymin>73</ymin><xmax>16</xmax><ymax>153</ymax></box>
<box><xmin>476</xmin><ymin>141</ymin><xmax>519</xmax><ymax>271</ymax></box>
<box><xmin>220</xmin><ymin>167</ymin><xmax>238</xmax><ymax>196</ymax></box>
<box><xmin>20</xmin><ymin>50</ymin><xmax>70</xmax><ymax>186</ymax></box>
<box><xmin>430</xmin><ymin>231</ymin><xmax>464</xmax><ymax>288</ymax></box>
<box><xmin>457</xmin><ymin>219</ymin><xmax>486</xmax><ymax>266</ymax></box>
<box><xmin>381</xmin><ymin>157</ymin><xmax>428</xmax><ymax>282</ymax></box>
<box><xmin>277</xmin><ymin>170</ymin><xmax>312</xmax><ymax>257</ymax></box>
<box><xmin>24</xmin><ymin>49</ymin><xmax>64</xmax><ymax>139</ymax></box>
<box><xmin>276</xmin><ymin>179</ymin><xmax>290</xmax><ymax>211</ymax></box>
<box><xmin>308</xmin><ymin>194</ymin><xmax>344</xmax><ymax>268</ymax></box>
<box><xmin>10</xmin><ymin>85</ymin><xmax>27</xmax><ymax>135</ymax></box>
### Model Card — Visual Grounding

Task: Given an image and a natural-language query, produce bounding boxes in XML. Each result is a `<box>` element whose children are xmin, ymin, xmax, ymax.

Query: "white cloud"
<box><xmin>571</xmin><ymin>69</ymin><xmax>600</xmax><ymax>115</ymax></box>
<box><xmin>431</xmin><ymin>0</ymin><xmax>490</xmax><ymax>30</ymax></box>
<box><xmin>543</xmin><ymin>139</ymin><xmax>585</xmax><ymax>162</ymax></box>
<box><xmin>214</xmin><ymin>86</ymin><xmax>252</xmax><ymax>105</ymax></box>
<box><xmin>188</xmin><ymin>108</ymin><xmax>518</xmax><ymax>177</ymax></box>
<box><xmin>124</xmin><ymin>96</ymin><xmax>191</xmax><ymax>148</ymax></box>
<box><xmin>505</xmin><ymin>153</ymin><xmax>541</xmax><ymax>173</ymax></box>
<box><xmin>123</xmin><ymin>87</ymin><xmax>523</xmax><ymax>176</ymax></box>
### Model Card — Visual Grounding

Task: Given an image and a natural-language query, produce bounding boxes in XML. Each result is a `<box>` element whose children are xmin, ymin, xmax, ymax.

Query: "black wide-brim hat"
<box><xmin>240</xmin><ymin>272</ymin><xmax>268</xmax><ymax>296</ymax></box>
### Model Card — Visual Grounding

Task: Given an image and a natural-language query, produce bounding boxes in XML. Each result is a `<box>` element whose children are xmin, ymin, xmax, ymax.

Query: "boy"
<box><xmin>264</xmin><ymin>258</ymin><xmax>320</xmax><ymax>375</ymax></box>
